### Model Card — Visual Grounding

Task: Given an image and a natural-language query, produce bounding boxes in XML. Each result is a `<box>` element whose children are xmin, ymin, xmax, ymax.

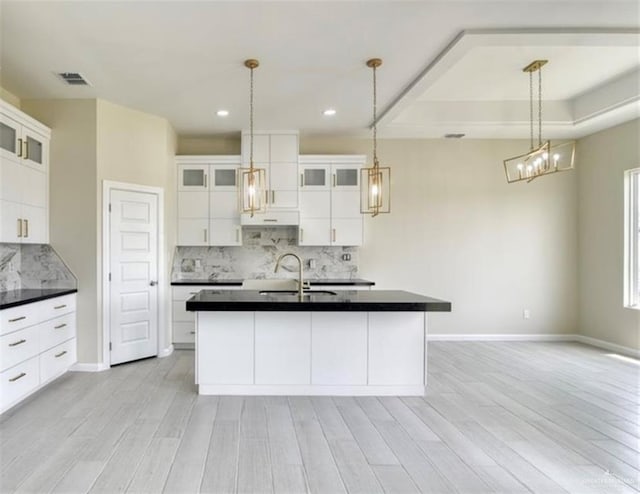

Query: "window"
<box><xmin>624</xmin><ymin>168</ymin><xmax>640</xmax><ymax>309</ymax></box>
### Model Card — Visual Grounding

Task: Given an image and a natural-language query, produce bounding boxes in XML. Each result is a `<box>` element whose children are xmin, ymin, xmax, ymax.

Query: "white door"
<box><xmin>109</xmin><ymin>189</ymin><xmax>159</xmax><ymax>365</ymax></box>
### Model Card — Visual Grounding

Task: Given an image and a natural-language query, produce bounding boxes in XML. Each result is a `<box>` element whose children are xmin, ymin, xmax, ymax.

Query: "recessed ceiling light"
<box><xmin>216</xmin><ymin>110</ymin><xmax>229</xmax><ymax>117</ymax></box>
<box><xmin>323</xmin><ymin>108</ymin><xmax>336</xmax><ymax>116</ymax></box>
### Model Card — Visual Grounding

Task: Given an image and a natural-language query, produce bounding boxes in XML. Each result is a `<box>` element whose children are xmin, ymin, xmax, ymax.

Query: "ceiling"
<box><xmin>1</xmin><ymin>1</ymin><xmax>638</xmax><ymax>139</ymax></box>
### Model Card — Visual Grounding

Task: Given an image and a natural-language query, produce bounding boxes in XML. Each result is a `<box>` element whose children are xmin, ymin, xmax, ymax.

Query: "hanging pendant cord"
<box><xmin>529</xmin><ymin>70</ymin><xmax>534</xmax><ymax>150</ymax></box>
<box><xmin>372</xmin><ymin>63</ymin><xmax>378</xmax><ymax>168</ymax></box>
<box><xmin>249</xmin><ymin>65</ymin><xmax>254</xmax><ymax>171</ymax></box>
<box><xmin>538</xmin><ymin>67</ymin><xmax>542</xmax><ymax>147</ymax></box>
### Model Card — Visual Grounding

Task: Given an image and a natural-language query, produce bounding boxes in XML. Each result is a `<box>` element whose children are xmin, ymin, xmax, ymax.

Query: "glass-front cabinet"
<box><xmin>178</xmin><ymin>164</ymin><xmax>209</xmax><ymax>191</ymax></box>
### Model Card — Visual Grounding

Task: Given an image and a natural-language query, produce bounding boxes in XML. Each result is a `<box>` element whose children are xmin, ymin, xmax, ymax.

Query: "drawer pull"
<box><xmin>189</xmin><ymin>292</ymin><xmax>198</xmax><ymax>295</ymax></box>
<box><xmin>9</xmin><ymin>372</ymin><xmax>26</xmax><ymax>382</ymax></box>
<box><xmin>55</xmin><ymin>350</ymin><xmax>68</xmax><ymax>358</ymax></box>
<box><xmin>54</xmin><ymin>304</ymin><xmax>67</xmax><ymax>310</ymax></box>
<box><xmin>8</xmin><ymin>339</ymin><xmax>26</xmax><ymax>347</ymax></box>
<box><xmin>8</xmin><ymin>316</ymin><xmax>26</xmax><ymax>323</ymax></box>
<box><xmin>54</xmin><ymin>323</ymin><xmax>67</xmax><ymax>329</ymax></box>
<box><xmin>264</xmin><ymin>219</ymin><xmax>278</xmax><ymax>223</ymax></box>
<box><xmin>190</xmin><ymin>331</ymin><xmax>196</xmax><ymax>334</ymax></box>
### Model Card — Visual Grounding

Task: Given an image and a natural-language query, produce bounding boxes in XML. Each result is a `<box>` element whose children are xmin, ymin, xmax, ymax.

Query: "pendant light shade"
<box><xmin>239</xmin><ymin>59</ymin><xmax>267</xmax><ymax>216</ymax></box>
<box><xmin>503</xmin><ymin>60</ymin><xmax>575</xmax><ymax>183</ymax></box>
<box><xmin>361</xmin><ymin>58</ymin><xmax>391</xmax><ymax>216</ymax></box>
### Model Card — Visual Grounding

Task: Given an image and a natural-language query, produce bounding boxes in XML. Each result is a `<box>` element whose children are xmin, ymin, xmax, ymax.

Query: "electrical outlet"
<box><xmin>342</xmin><ymin>253</ymin><xmax>351</xmax><ymax>261</ymax></box>
<box><xmin>194</xmin><ymin>259</ymin><xmax>202</xmax><ymax>270</ymax></box>
<box><xmin>308</xmin><ymin>259</ymin><xmax>316</xmax><ymax>269</ymax></box>
<box><xmin>523</xmin><ymin>309</ymin><xmax>530</xmax><ymax>320</ymax></box>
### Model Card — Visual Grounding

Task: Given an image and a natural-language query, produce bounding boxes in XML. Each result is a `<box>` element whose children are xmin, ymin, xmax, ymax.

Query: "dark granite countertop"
<box><xmin>0</xmin><ymin>288</ymin><xmax>78</xmax><ymax>310</ymax></box>
<box><xmin>186</xmin><ymin>289</ymin><xmax>450</xmax><ymax>312</ymax></box>
<box><xmin>172</xmin><ymin>278</ymin><xmax>375</xmax><ymax>286</ymax></box>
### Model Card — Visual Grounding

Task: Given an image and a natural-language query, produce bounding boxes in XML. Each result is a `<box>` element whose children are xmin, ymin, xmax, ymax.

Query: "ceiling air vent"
<box><xmin>444</xmin><ymin>133</ymin><xmax>465</xmax><ymax>139</ymax></box>
<box><xmin>58</xmin><ymin>72</ymin><xmax>90</xmax><ymax>86</ymax></box>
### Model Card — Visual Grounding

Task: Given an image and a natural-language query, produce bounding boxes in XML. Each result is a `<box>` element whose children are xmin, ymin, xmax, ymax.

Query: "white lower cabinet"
<box><xmin>255</xmin><ymin>312</ymin><xmax>311</xmax><ymax>385</ymax></box>
<box><xmin>198</xmin><ymin>311</ymin><xmax>254</xmax><ymax>384</ymax></box>
<box><xmin>368</xmin><ymin>312</ymin><xmax>425</xmax><ymax>386</ymax></box>
<box><xmin>197</xmin><ymin>310</ymin><xmax>426</xmax><ymax>395</ymax></box>
<box><xmin>311</xmin><ymin>312</ymin><xmax>367</xmax><ymax>385</ymax></box>
<box><xmin>0</xmin><ymin>293</ymin><xmax>77</xmax><ymax>414</ymax></box>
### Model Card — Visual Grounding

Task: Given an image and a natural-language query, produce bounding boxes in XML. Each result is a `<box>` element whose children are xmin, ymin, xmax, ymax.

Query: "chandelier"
<box><xmin>360</xmin><ymin>58</ymin><xmax>391</xmax><ymax>216</ymax></box>
<box><xmin>239</xmin><ymin>59</ymin><xmax>267</xmax><ymax>216</ymax></box>
<box><xmin>503</xmin><ymin>60</ymin><xmax>575</xmax><ymax>183</ymax></box>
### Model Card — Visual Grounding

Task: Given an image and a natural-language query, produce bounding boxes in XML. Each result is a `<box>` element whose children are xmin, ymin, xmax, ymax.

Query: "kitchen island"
<box><xmin>187</xmin><ymin>289</ymin><xmax>451</xmax><ymax>396</ymax></box>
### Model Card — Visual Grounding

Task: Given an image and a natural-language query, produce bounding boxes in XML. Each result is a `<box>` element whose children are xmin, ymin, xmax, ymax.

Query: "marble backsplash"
<box><xmin>0</xmin><ymin>243</ymin><xmax>77</xmax><ymax>292</ymax></box>
<box><xmin>173</xmin><ymin>227</ymin><xmax>358</xmax><ymax>281</ymax></box>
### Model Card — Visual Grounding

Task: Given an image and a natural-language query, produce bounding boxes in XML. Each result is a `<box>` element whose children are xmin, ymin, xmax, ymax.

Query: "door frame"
<box><xmin>102</xmin><ymin>180</ymin><xmax>168</xmax><ymax>368</ymax></box>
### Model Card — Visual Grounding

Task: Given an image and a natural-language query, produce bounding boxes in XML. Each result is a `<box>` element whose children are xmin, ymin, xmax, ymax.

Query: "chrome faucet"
<box><xmin>274</xmin><ymin>252</ymin><xmax>304</xmax><ymax>300</ymax></box>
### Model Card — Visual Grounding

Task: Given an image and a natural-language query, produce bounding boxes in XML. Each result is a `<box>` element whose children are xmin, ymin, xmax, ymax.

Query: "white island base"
<box><xmin>196</xmin><ymin>311</ymin><xmax>427</xmax><ymax>396</ymax></box>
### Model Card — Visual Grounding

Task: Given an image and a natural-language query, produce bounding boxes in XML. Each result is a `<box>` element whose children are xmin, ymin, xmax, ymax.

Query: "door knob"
<box><xmin>149</xmin><ymin>280</ymin><xmax>158</xmax><ymax>286</ymax></box>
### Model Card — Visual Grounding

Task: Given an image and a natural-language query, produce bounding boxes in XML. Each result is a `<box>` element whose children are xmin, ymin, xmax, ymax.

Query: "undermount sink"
<box><xmin>259</xmin><ymin>290</ymin><xmax>338</xmax><ymax>296</ymax></box>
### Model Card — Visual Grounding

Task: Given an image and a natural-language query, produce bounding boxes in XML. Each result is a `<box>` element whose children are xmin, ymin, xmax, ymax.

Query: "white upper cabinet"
<box><xmin>0</xmin><ymin>100</ymin><xmax>50</xmax><ymax>244</ymax></box>
<box><xmin>241</xmin><ymin>131</ymin><xmax>299</xmax><ymax>213</ymax></box>
<box><xmin>298</xmin><ymin>156</ymin><xmax>365</xmax><ymax>246</ymax></box>
<box><xmin>176</xmin><ymin>156</ymin><xmax>241</xmax><ymax>246</ymax></box>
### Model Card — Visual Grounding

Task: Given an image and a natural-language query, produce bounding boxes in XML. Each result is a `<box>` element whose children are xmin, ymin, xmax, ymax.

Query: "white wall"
<box><xmin>21</xmin><ymin>98</ymin><xmax>176</xmax><ymax>365</ymax></box>
<box><xmin>577</xmin><ymin>119</ymin><xmax>640</xmax><ymax>351</ymax></box>
<box><xmin>299</xmin><ymin>137</ymin><xmax>579</xmax><ymax>337</ymax></box>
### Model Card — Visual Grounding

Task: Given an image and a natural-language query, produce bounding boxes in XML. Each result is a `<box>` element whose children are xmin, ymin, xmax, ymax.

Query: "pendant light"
<box><xmin>239</xmin><ymin>59</ymin><xmax>267</xmax><ymax>216</ymax></box>
<box><xmin>503</xmin><ymin>60</ymin><xmax>575</xmax><ymax>183</ymax></box>
<box><xmin>360</xmin><ymin>58</ymin><xmax>391</xmax><ymax>216</ymax></box>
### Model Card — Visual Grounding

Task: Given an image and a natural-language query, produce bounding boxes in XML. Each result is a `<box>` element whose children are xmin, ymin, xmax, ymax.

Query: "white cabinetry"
<box><xmin>197</xmin><ymin>310</ymin><xmax>426</xmax><ymax>395</ymax></box>
<box><xmin>0</xmin><ymin>100</ymin><xmax>50</xmax><ymax>244</ymax></box>
<box><xmin>241</xmin><ymin>131</ymin><xmax>299</xmax><ymax>219</ymax></box>
<box><xmin>0</xmin><ymin>293</ymin><xmax>77</xmax><ymax>414</ymax></box>
<box><xmin>176</xmin><ymin>156</ymin><xmax>242</xmax><ymax>246</ymax></box>
<box><xmin>299</xmin><ymin>156</ymin><xmax>364</xmax><ymax>246</ymax></box>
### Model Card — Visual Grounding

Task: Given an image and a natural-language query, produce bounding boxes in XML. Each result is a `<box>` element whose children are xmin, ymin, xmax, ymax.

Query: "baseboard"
<box><xmin>427</xmin><ymin>334</ymin><xmax>575</xmax><ymax>342</ymax></box>
<box><xmin>428</xmin><ymin>333</ymin><xmax>639</xmax><ymax>358</ymax></box>
<box><xmin>158</xmin><ymin>345</ymin><xmax>174</xmax><ymax>358</ymax></box>
<box><xmin>574</xmin><ymin>335</ymin><xmax>640</xmax><ymax>359</ymax></box>
<box><xmin>70</xmin><ymin>362</ymin><xmax>109</xmax><ymax>372</ymax></box>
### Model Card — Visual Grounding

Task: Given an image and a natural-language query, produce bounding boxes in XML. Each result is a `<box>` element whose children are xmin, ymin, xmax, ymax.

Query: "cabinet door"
<box><xmin>0</xmin><ymin>113</ymin><xmax>21</xmax><ymax>163</ymax></box>
<box><xmin>178</xmin><ymin>164</ymin><xmax>209</xmax><ymax>191</ymax></box>
<box><xmin>0</xmin><ymin>200</ymin><xmax>22</xmax><ymax>243</ymax></box>
<box><xmin>178</xmin><ymin>218</ymin><xmax>208</xmax><ymax>246</ymax></box>
<box><xmin>210</xmin><ymin>191</ymin><xmax>238</xmax><ymax>219</ymax></box>
<box><xmin>368</xmin><ymin>312</ymin><xmax>425</xmax><ymax>386</ymax></box>
<box><xmin>300</xmin><ymin>190</ymin><xmax>330</xmax><ymax>219</ymax></box>
<box><xmin>299</xmin><ymin>218</ymin><xmax>331</xmax><ymax>246</ymax></box>
<box><xmin>255</xmin><ymin>312</ymin><xmax>311</xmax><ymax>385</ymax></box>
<box><xmin>311</xmin><ymin>312</ymin><xmax>367</xmax><ymax>385</ymax></box>
<box><xmin>21</xmin><ymin>205</ymin><xmax>48</xmax><ymax>244</ymax></box>
<box><xmin>178</xmin><ymin>191</ymin><xmax>208</xmax><ymax>218</ymax></box>
<box><xmin>210</xmin><ymin>219</ymin><xmax>242</xmax><ymax>246</ymax></box>
<box><xmin>211</xmin><ymin>165</ymin><xmax>238</xmax><ymax>191</ymax></box>
<box><xmin>331</xmin><ymin>218</ymin><xmax>363</xmax><ymax>246</ymax></box>
<box><xmin>0</xmin><ymin>159</ymin><xmax>22</xmax><ymax>203</ymax></box>
<box><xmin>269</xmin><ymin>162</ymin><xmax>298</xmax><ymax>208</ymax></box>
<box><xmin>270</xmin><ymin>134</ymin><xmax>298</xmax><ymax>162</ymax></box>
<box><xmin>331</xmin><ymin>189</ymin><xmax>361</xmax><ymax>219</ymax></box>
<box><xmin>332</xmin><ymin>164</ymin><xmax>360</xmax><ymax>190</ymax></box>
<box><xmin>300</xmin><ymin>165</ymin><xmax>330</xmax><ymax>191</ymax></box>
<box><xmin>198</xmin><ymin>312</ymin><xmax>254</xmax><ymax>385</ymax></box>
<box><xmin>21</xmin><ymin>127</ymin><xmax>48</xmax><ymax>172</ymax></box>
<box><xmin>21</xmin><ymin>167</ymin><xmax>47</xmax><ymax>208</ymax></box>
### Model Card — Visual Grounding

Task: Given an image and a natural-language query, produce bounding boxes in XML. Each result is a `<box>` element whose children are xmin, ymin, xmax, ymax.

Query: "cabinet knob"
<box><xmin>150</xmin><ymin>280</ymin><xmax>158</xmax><ymax>286</ymax></box>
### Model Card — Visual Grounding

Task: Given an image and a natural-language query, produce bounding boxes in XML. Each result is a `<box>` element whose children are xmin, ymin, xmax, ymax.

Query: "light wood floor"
<box><xmin>1</xmin><ymin>342</ymin><xmax>638</xmax><ymax>494</ymax></box>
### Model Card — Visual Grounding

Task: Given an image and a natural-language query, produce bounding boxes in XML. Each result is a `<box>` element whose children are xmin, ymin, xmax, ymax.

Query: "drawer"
<box><xmin>0</xmin><ymin>356</ymin><xmax>39</xmax><ymax>413</ymax></box>
<box><xmin>173</xmin><ymin>301</ymin><xmax>195</xmax><ymax>322</ymax></box>
<box><xmin>40</xmin><ymin>339</ymin><xmax>76</xmax><ymax>385</ymax></box>
<box><xmin>172</xmin><ymin>286</ymin><xmax>203</xmax><ymax>300</ymax></box>
<box><xmin>173</xmin><ymin>322</ymin><xmax>196</xmax><ymax>344</ymax></box>
<box><xmin>0</xmin><ymin>304</ymin><xmax>40</xmax><ymax>336</ymax></box>
<box><xmin>0</xmin><ymin>325</ymin><xmax>40</xmax><ymax>372</ymax></box>
<box><xmin>39</xmin><ymin>313</ymin><xmax>76</xmax><ymax>353</ymax></box>
<box><xmin>40</xmin><ymin>294</ymin><xmax>76</xmax><ymax>321</ymax></box>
